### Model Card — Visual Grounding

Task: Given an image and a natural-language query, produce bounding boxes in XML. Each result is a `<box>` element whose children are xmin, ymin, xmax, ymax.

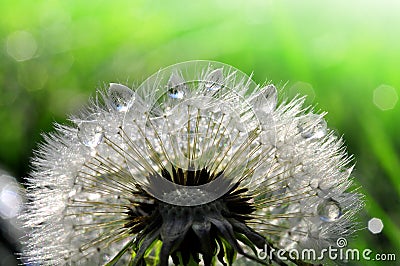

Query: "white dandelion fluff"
<box><xmin>21</xmin><ymin>60</ymin><xmax>363</xmax><ymax>265</ymax></box>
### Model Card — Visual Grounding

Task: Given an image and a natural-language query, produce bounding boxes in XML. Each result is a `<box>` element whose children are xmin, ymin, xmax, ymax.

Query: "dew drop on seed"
<box><xmin>102</xmin><ymin>253</ymin><xmax>111</xmax><ymax>263</ymax></box>
<box><xmin>167</xmin><ymin>72</ymin><xmax>186</xmax><ymax>99</ymax></box>
<box><xmin>309</xmin><ymin>179</ymin><xmax>319</xmax><ymax>189</ymax></box>
<box><xmin>68</xmin><ymin>188</ymin><xmax>77</xmax><ymax>198</ymax></box>
<box><xmin>108</xmin><ymin>83</ymin><xmax>135</xmax><ymax>112</ymax></box>
<box><xmin>251</xmin><ymin>84</ymin><xmax>278</xmax><ymax>113</ymax></box>
<box><xmin>317</xmin><ymin>199</ymin><xmax>342</xmax><ymax>222</ymax></box>
<box><xmin>205</xmin><ymin>68</ymin><xmax>224</xmax><ymax>91</ymax></box>
<box><xmin>87</xmin><ymin>193</ymin><xmax>101</xmax><ymax>201</ymax></box>
<box><xmin>168</xmin><ymin>87</ymin><xmax>185</xmax><ymax>99</ymax></box>
<box><xmin>78</xmin><ymin>122</ymin><xmax>104</xmax><ymax>148</ymax></box>
<box><xmin>297</xmin><ymin>114</ymin><xmax>327</xmax><ymax>139</ymax></box>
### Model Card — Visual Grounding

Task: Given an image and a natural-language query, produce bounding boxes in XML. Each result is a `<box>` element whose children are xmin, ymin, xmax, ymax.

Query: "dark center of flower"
<box><xmin>160</xmin><ymin>166</ymin><xmax>223</xmax><ymax>186</ymax></box>
<box><xmin>124</xmin><ymin>166</ymin><xmax>268</xmax><ymax>266</ymax></box>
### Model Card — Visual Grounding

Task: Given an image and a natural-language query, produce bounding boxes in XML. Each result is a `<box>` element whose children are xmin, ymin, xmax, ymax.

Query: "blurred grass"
<box><xmin>0</xmin><ymin>0</ymin><xmax>399</xmax><ymax>265</ymax></box>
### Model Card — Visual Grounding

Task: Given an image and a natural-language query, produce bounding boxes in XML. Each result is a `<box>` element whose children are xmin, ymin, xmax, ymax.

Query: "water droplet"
<box><xmin>205</xmin><ymin>68</ymin><xmax>224</xmax><ymax>91</ymax></box>
<box><xmin>78</xmin><ymin>122</ymin><xmax>104</xmax><ymax>148</ymax></box>
<box><xmin>87</xmin><ymin>193</ymin><xmax>101</xmax><ymax>201</ymax></box>
<box><xmin>309</xmin><ymin>179</ymin><xmax>319</xmax><ymax>189</ymax></box>
<box><xmin>297</xmin><ymin>114</ymin><xmax>327</xmax><ymax>139</ymax></box>
<box><xmin>250</xmin><ymin>84</ymin><xmax>278</xmax><ymax>113</ymax></box>
<box><xmin>168</xmin><ymin>87</ymin><xmax>185</xmax><ymax>99</ymax></box>
<box><xmin>167</xmin><ymin>72</ymin><xmax>186</xmax><ymax>99</ymax></box>
<box><xmin>108</xmin><ymin>83</ymin><xmax>135</xmax><ymax>112</ymax></box>
<box><xmin>68</xmin><ymin>188</ymin><xmax>77</xmax><ymax>198</ymax></box>
<box><xmin>317</xmin><ymin>199</ymin><xmax>342</xmax><ymax>222</ymax></box>
<box><xmin>101</xmin><ymin>253</ymin><xmax>111</xmax><ymax>262</ymax></box>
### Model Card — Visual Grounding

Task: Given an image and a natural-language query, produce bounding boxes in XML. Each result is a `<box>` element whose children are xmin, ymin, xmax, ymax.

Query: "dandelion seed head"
<box><xmin>21</xmin><ymin>60</ymin><xmax>363</xmax><ymax>265</ymax></box>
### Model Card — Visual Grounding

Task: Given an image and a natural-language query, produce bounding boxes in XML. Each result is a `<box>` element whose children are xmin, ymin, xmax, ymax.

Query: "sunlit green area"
<box><xmin>0</xmin><ymin>0</ymin><xmax>399</xmax><ymax>265</ymax></box>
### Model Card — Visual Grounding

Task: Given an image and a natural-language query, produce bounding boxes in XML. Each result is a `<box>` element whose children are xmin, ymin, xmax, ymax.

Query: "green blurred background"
<box><xmin>0</xmin><ymin>0</ymin><xmax>399</xmax><ymax>265</ymax></box>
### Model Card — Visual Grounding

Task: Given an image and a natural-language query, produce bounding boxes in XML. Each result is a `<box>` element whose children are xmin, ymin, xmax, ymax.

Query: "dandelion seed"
<box><xmin>21</xmin><ymin>61</ymin><xmax>363</xmax><ymax>265</ymax></box>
